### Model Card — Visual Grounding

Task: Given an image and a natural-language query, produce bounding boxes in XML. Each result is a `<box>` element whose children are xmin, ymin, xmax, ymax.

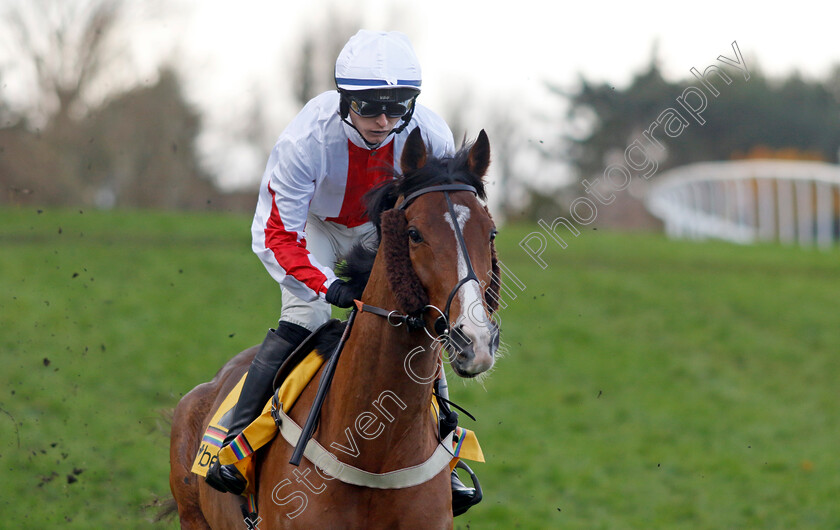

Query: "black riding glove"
<box><xmin>325</xmin><ymin>279</ymin><xmax>359</xmax><ymax>308</ymax></box>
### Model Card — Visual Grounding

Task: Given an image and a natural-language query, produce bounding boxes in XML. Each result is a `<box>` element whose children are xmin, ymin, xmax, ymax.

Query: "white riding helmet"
<box><xmin>335</xmin><ymin>30</ymin><xmax>422</xmax><ymax>92</ymax></box>
<box><xmin>335</xmin><ymin>30</ymin><xmax>422</xmax><ymax>141</ymax></box>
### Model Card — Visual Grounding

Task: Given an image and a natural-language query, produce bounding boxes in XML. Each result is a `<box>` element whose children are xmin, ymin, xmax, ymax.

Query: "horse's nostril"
<box><xmin>446</xmin><ymin>324</ymin><xmax>474</xmax><ymax>360</ymax></box>
<box><xmin>452</xmin><ymin>324</ymin><xmax>470</xmax><ymax>343</ymax></box>
<box><xmin>456</xmin><ymin>342</ymin><xmax>475</xmax><ymax>362</ymax></box>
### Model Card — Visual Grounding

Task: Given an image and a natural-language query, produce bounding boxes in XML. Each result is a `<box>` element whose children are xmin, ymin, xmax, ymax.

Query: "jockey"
<box><xmin>206</xmin><ymin>30</ymin><xmax>481</xmax><ymax>516</ymax></box>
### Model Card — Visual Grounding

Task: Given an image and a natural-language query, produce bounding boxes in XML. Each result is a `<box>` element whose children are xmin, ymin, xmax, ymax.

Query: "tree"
<box><xmin>80</xmin><ymin>67</ymin><xmax>217</xmax><ymax>209</ymax></box>
<box><xmin>0</xmin><ymin>0</ymin><xmax>129</xmax><ymax>128</ymax></box>
<box><xmin>555</xmin><ymin>54</ymin><xmax>840</xmax><ymax>184</ymax></box>
<box><xmin>0</xmin><ymin>0</ymin><xmax>227</xmax><ymax>210</ymax></box>
<box><xmin>0</xmin><ymin>0</ymin><xmax>133</xmax><ymax>205</ymax></box>
<box><xmin>291</xmin><ymin>14</ymin><xmax>361</xmax><ymax>107</ymax></box>
<box><xmin>484</xmin><ymin>104</ymin><xmax>530</xmax><ymax>220</ymax></box>
<box><xmin>555</xmin><ymin>58</ymin><xmax>676</xmax><ymax>180</ymax></box>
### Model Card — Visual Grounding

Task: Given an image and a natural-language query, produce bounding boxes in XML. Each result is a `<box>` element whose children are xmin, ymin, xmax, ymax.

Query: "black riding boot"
<box><xmin>436</xmin><ymin>375</ymin><xmax>483</xmax><ymax>516</ymax></box>
<box><xmin>206</xmin><ymin>323</ymin><xmax>309</xmax><ymax>494</ymax></box>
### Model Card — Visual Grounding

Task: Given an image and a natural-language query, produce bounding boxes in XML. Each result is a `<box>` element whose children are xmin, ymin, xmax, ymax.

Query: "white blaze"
<box><xmin>444</xmin><ymin>205</ymin><xmax>492</xmax><ymax>331</ymax></box>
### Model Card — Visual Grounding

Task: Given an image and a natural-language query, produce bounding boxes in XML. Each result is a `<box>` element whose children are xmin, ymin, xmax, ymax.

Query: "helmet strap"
<box><xmin>391</xmin><ymin>103</ymin><xmax>416</xmax><ymax>135</ymax></box>
<box><xmin>340</xmin><ymin>113</ymin><xmax>388</xmax><ymax>149</ymax></box>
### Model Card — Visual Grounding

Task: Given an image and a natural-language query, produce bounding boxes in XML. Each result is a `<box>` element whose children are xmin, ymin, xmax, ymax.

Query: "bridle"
<box><xmin>290</xmin><ymin>182</ymin><xmax>491</xmax><ymax>467</ymax></box>
<box><xmin>356</xmin><ymin>183</ymin><xmax>487</xmax><ymax>344</ymax></box>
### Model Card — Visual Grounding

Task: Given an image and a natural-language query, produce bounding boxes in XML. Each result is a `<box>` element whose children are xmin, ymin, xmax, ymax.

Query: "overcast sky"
<box><xmin>6</xmin><ymin>0</ymin><xmax>836</xmax><ymax>195</ymax></box>
<box><xmin>179</xmin><ymin>0</ymin><xmax>839</xmax><ymax>101</ymax></box>
<box><xmin>162</xmin><ymin>0</ymin><xmax>839</xmax><ymax>192</ymax></box>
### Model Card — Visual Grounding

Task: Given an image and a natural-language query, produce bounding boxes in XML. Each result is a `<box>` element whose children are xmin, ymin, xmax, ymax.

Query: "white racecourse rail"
<box><xmin>646</xmin><ymin>159</ymin><xmax>840</xmax><ymax>248</ymax></box>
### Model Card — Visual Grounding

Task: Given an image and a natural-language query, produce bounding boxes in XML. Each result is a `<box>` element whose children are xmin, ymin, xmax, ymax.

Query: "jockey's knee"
<box><xmin>280</xmin><ymin>291</ymin><xmax>332</xmax><ymax>333</ymax></box>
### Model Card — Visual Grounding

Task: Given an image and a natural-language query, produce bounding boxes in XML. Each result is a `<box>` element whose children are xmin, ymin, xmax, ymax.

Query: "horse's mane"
<box><xmin>336</xmin><ymin>139</ymin><xmax>487</xmax><ymax>290</ymax></box>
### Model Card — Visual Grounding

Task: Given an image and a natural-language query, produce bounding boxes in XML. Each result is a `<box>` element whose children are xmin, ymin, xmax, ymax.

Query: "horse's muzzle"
<box><xmin>446</xmin><ymin>319</ymin><xmax>498</xmax><ymax>377</ymax></box>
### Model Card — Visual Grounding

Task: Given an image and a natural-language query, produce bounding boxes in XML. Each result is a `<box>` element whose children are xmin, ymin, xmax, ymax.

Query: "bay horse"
<box><xmin>169</xmin><ymin>128</ymin><xmax>501</xmax><ymax>529</ymax></box>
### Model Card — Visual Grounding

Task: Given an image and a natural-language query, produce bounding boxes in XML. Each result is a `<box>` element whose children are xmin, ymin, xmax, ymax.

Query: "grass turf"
<box><xmin>1</xmin><ymin>207</ymin><xmax>837</xmax><ymax>528</ymax></box>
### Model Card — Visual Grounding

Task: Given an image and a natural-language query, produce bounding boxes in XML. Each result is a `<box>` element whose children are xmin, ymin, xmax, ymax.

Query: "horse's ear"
<box><xmin>467</xmin><ymin>129</ymin><xmax>491</xmax><ymax>178</ymax></box>
<box><xmin>400</xmin><ymin>127</ymin><xmax>427</xmax><ymax>174</ymax></box>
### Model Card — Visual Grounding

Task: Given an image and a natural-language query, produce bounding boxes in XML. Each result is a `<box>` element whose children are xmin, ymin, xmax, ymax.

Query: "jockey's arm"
<box><xmin>251</xmin><ymin>138</ymin><xmax>338</xmax><ymax>303</ymax></box>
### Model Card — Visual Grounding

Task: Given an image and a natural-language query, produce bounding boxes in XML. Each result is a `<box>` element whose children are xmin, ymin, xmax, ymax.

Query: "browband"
<box><xmin>397</xmin><ymin>184</ymin><xmax>477</xmax><ymax>210</ymax></box>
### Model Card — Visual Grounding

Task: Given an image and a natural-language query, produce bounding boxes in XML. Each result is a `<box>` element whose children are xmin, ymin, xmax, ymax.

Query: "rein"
<box><xmin>353</xmin><ymin>300</ymin><xmax>426</xmax><ymax>331</ymax></box>
<box><xmin>289</xmin><ymin>308</ymin><xmax>357</xmax><ymax>466</ymax></box>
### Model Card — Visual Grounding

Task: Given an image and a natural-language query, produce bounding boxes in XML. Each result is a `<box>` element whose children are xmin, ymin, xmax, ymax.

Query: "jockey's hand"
<box><xmin>325</xmin><ymin>279</ymin><xmax>359</xmax><ymax>308</ymax></box>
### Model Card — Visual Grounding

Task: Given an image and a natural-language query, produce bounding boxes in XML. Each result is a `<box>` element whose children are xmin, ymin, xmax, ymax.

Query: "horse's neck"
<box><xmin>319</xmin><ymin>277</ymin><xmax>439</xmax><ymax>471</ymax></box>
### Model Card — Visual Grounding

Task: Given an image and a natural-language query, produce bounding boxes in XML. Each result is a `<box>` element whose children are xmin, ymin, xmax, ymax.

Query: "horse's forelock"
<box><xmin>364</xmin><ymin>140</ymin><xmax>488</xmax><ymax>229</ymax></box>
<box><xmin>398</xmin><ymin>145</ymin><xmax>487</xmax><ymax>202</ymax></box>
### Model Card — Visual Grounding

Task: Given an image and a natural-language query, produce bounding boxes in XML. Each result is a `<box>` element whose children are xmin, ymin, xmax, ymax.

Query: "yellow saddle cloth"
<box><xmin>191</xmin><ymin>351</ymin><xmax>483</xmax><ymax>495</ymax></box>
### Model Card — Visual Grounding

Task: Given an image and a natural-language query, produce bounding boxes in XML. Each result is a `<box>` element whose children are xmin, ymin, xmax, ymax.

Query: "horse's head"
<box><xmin>369</xmin><ymin>128</ymin><xmax>501</xmax><ymax>378</ymax></box>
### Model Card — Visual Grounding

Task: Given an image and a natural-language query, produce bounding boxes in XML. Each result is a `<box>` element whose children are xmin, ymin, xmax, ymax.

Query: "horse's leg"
<box><xmin>170</xmin><ymin>382</ymin><xmax>216</xmax><ymax>529</ymax></box>
<box><xmin>170</xmin><ymin>347</ymin><xmax>261</xmax><ymax>528</ymax></box>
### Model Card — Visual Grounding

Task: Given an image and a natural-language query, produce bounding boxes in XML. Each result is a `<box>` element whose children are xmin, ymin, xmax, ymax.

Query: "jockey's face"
<box><xmin>349</xmin><ymin>111</ymin><xmax>402</xmax><ymax>145</ymax></box>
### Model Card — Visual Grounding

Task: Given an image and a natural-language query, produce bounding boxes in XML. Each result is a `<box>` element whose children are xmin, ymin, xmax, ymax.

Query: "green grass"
<box><xmin>1</xmin><ymin>207</ymin><xmax>838</xmax><ymax>528</ymax></box>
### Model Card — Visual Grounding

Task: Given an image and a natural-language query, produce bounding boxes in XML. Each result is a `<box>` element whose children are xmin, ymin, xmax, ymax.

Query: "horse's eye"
<box><xmin>490</xmin><ymin>229</ymin><xmax>498</xmax><ymax>241</ymax></box>
<box><xmin>407</xmin><ymin>228</ymin><xmax>424</xmax><ymax>243</ymax></box>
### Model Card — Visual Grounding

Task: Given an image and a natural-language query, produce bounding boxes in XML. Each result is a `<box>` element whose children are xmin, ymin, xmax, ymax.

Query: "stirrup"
<box><xmin>452</xmin><ymin>460</ymin><xmax>482</xmax><ymax>516</ymax></box>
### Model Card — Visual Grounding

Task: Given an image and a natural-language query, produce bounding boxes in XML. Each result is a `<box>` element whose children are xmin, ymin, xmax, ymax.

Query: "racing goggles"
<box><xmin>346</xmin><ymin>89</ymin><xmax>417</xmax><ymax>118</ymax></box>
